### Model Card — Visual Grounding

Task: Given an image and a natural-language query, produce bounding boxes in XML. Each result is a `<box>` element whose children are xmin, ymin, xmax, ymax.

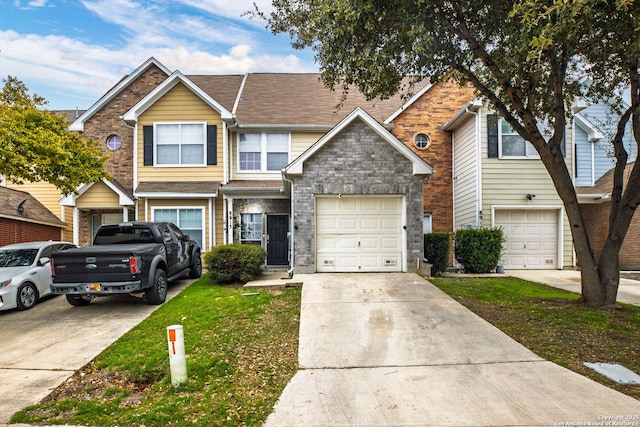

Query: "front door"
<box><xmin>266</xmin><ymin>215</ymin><xmax>289</xmax><ymax>266</ymax></box>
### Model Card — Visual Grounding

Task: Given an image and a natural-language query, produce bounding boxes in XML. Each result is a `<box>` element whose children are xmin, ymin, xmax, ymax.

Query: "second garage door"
<box><xmin>494</xmin><ymin>209</ymin><xmax>558</xmax><ymax>269</ymax></box>
<box><xmin>316</xmin><ymin>196</ymin><xmax>403</xmax><ymax>272</ymax></box>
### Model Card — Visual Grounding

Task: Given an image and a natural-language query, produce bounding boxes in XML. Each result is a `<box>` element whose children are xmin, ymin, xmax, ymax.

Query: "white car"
<box><xmin>0</xmin><ymin>241</ymin><xmax>76</xmax><ymax>311</ymax></box>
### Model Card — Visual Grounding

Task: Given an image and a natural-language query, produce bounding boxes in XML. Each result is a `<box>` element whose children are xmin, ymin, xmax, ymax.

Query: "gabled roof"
<box><xmin>0</xmin><ymin>186</ymin><xmax>65</xmax><ymax>227</ymax></box>
<box><xmin>122</xmin><ymin>71</ymin><xmax>234</xmax><ymax>123</ymax></box>
<box><xmin>233</xmin><ymin>74</ymin><xmax>418</xmax><ymax>129</ymax></box>
<box><xmin>384</xmin><ymin>82</ymin><xmax>433</xmax><ymax>124</ymax></box>
<box><xmin>442</xmin><ymin>99</ymin><xmax>484</xmax><ymax>130</ymax></box>
<box><xmin>285</xmin><ymin>107</ymin><xmax>434</xmax><ymax>176</ymax></box>
<box><xmin>574</xmin><ymin>113</ymin><xmax>605</xmax><ymax>141</ymax></box>
<box><xmin>70</xmin><ymin>57</ymin><xmax>171</xmax><ymax>131</ymax></box>
<box><xmin>60</xmin><ymin>178</ymin><xmax>135</xmax><ymax>207</ymax></box>
<box><xmin>187</xmin><ymin>74</ymin><xmax>245</xmax><ymax>115</ymax></box>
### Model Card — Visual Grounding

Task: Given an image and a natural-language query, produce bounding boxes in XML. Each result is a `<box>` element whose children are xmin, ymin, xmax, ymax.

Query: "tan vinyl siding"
<box><xmin>75</xmin><ymin>181</ymin><xmax>119</xmax><ymax>207</ymax></box>
<box><xmin>480</xmin><ymin>109</ymin><xmax>574</xmax><ymax>267</ymax></box>
<box><xmin>453</xmin><ymin>114</ymin><xmax>479</xmax><ymax>229</ymax></box>
<box><xmin>7</xmin><ymin>181</ymin><xmax>64</xmax><ymax>220</ymax></box>
<box><xmin>136</xmin><ymin>83</ymin><xmax>224</xmax><ymax>183</ymax></box>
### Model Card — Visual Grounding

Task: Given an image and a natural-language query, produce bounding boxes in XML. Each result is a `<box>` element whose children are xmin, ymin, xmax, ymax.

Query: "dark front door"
<box><xmin>266</xmin><ymin>215</ymin><xmax>289</xmax><ymax>266</ymax></box>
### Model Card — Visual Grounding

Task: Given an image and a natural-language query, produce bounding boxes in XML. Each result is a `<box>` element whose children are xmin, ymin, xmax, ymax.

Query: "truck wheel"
<box><xmin>66</xmin><ymin>294</ymin><xmax>92</xmax><ymax>306</ymax></box>
<box><xmin>145</xmin><ymin>269</ymin><xmax>167</xmax><ymax>305</ymax></box>
<box><xmin>189</xmin><ymin>251</ymin><xmax>202</xmax><ymax>279</ymax></box>
<box><xmin>17</xmin><ymin>282</ymin><xmax>38</xmax><ymax>310</ymax></box>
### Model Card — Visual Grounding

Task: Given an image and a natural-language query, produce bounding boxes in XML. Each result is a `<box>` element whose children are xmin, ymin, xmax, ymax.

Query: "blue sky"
<box><xmin>0</xmin><ymin>0</ymin><xmax>318</xmax><ymax>109</ymax></box>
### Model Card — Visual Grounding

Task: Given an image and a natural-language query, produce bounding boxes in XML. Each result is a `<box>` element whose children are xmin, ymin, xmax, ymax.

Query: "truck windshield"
<box><xmin>94</xmin><ymin>226</ymin><xmax>156</xmax><ymax>245</ymax></box>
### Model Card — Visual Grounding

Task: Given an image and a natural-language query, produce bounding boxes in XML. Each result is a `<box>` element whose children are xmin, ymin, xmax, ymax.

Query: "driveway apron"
<box><xmin>264</xmin><ymin>273</ymin><xmax>640</xmax><ymax>426</ymax></box>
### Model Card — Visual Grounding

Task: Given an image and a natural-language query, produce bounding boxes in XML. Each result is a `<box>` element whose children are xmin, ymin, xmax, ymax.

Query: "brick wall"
<box><xmin>391</xmin><ymin>78</ymin><xmax>475</xmax><ymax>233</ymax></box>
<box><xmin>581</xmin><ymin>203</ymin><xmax>640</xmax><ymax>270</ymax></box>
<box><xmin>82</xmin><ymin>64</ymin><xmax>168</xmax><ymax>191</ymax></box>
<box><xmin>291</xmin><ymin>119</ymin><xmax>425</xmax><ymax>272</ymax></box>
<box><xmin>0</xmin><ymin>218</ymin><xmax>63</xmax><ymax>247</ymax></box>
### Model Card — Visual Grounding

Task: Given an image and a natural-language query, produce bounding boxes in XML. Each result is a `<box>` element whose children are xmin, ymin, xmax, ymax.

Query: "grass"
<box><xmin>429</xmin><ymin>276</ymin><xmax>640</xmax><ymax>400</ymax></box>
<box><xmin>11</xmin><ymin>277</ymin><xmax>301</xmax><ymax>426</ymax></box>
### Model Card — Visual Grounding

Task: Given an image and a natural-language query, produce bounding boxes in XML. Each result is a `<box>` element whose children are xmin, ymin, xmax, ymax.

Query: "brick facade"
<box><xmin>0</xmin><ymin>219</ymin><xmax>62</xmax><ymax>247</ymax></box>
<box><xmin>290</xmin><ymin>119</ymin><xmax>426</xmax><ymax>273</ymax></box>
<box><xmin>581</xmin><ymin>203</ymin><xmax>640</xmax><ymax>270</ymax></box>
<box><xmin>391</xmin><ymin>79</ymin><xmax>475</xmax><ymax>233</ymax></box>
<box><xmin>82</xmin><ymin>64</ymin><xmax>168</xmax><ymax>192</ymax></box>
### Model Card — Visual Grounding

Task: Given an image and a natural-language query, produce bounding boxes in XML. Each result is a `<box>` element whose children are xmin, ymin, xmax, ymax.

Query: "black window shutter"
<box><xmin>143</xmin><ymin>126</ymin><xmax>153</xmax><ymax>166</ymax></box>
<box><xmin>207</xmin><ymin>125</ymin><xmax>217</xmax><ymax>165</ymax></box>
<box><xmin>487</xmin><ymin>115</ymin><xmax>498</xmax><ymax>158</ymax></box>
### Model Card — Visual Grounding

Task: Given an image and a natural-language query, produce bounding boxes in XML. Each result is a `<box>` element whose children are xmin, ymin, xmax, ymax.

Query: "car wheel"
<box><xmin>66</xmin><ymin>294</ymin><xmax>92</xmax><ymax>306</ymax></box>
<box><xmin>17</xmin><ymin>282</ymin><xmax>38</xmax><ymax>310</ymax></box>
<box><xmin>189</xmin><ymin>252</ymin><xmax>202</xmax><ymax>279</ymax></box>
<box><xmin>145</xmin><ymin>269</ymin><xmax>167</xmax><ymax>305</ymax></box>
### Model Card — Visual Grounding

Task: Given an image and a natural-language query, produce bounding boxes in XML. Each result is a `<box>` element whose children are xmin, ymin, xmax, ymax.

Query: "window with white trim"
<box><xmin>155</xmin><ymin>123</ymin><xmax>206</xmax><ymax>165</ymax></box>
<box><xmin>153</xmin><ymin>208</ymin><xmax>204</xmax><ymax>245</ymax></box>
<box><xmin>241</xmin><ymin>213</ymin><xmax>262</xmax><ymax>244</ymax></box>
<box><xmin>239</xmin><ymin>133</ymin><xmax>290</xmax><ymax>172</ymax></box>
<box><xmin>498</xmin><ymin>119</ymin><xmax>552</xmax><ymax>159</ymax></box>
<box><xmin>423</xmin><ymin>213</ymin><xmax>432</xmax><ymax>235</ymax></box>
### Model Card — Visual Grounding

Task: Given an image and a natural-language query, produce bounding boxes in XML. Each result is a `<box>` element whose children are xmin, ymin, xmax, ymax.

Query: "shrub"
<box><xmin>204</xmin><ymin>244</ymin><xmax>266</xmax><ymax>284</ymax></box>
<box><xmin>424</xmin><ymin>233</ymin><xmax>451</xmax><ymax>275</ymax></box>
<box><xmin>454</xmin><ymin>228</ymin><xmax>505</xmax><ymax>273</ymax></box>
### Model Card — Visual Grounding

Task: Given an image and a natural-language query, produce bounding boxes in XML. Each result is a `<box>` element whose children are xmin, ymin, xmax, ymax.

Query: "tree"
<box><xmin>262</xmin><ymin>0</ymin><xmax>640</xmax><ymax>307</ymax></box>
<box><xmin>0</xmin><ymin>76</ymin><xmax>109</xmax><ymax>195</ymax></box>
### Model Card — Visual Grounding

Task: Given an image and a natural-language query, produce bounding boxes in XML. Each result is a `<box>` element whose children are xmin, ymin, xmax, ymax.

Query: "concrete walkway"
<box><xmin>508</xmin><ymin>269</ymin><xmax>640</xmax><ymax>306</ymax></box>
<box><xmin>264</xmin><ymin>273</ymin><xmax>640</xmax><ymax>426</ymax></box>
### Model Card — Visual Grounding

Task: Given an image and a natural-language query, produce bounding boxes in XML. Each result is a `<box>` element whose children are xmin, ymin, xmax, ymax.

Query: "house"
<box><xmin>443</xmin><ymin>102</ymin><xmax>575</xmax><ymax>270</ymax></box>
<box><xmin>9</xmin><ymin>58</ymin><xmax>476</xmax><ymax>273</ymax></box>
<box><xmin>0</xmin><ymin>186</ymin><xmax>66</xmax><ymax>247</ymax></box>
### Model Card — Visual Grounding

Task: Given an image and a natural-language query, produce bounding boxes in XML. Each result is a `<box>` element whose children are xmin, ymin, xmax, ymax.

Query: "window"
<box><xmin>153</xmin><ymin>208</ymin><xmax>203</xmax><ymax>245</ymax></box>
<box><xmin>106</xmin><ymin>135</ymin><xmax>122</xmax><ymax>151</ymax></box>
<box><xmin>499</xmin><ymin>119</ymin><xmax>540</xmax><ymax>158</ymax></box>
<box><xmin>414</xmin><ymin>133</ymin><xmax>431</xmax><ymax>150</ymax></box>
<box><xmin>423</xmin><ymin>214</ymin><xmax>432</xmax><ymax>234</ymax></box>
<box><xmin>155</xmin><ymin>123</ymin><xmax>206</xmax><ymax>165</ymax></box>
<box><xmin>241</xmin><ymin>213</ymin><xmax>262</xmax><ymax>243</ymax></box>
<box><xmin>239</xmin><ymin>133</ymin><xmax>290</xmax><ymax>172</ymax></box>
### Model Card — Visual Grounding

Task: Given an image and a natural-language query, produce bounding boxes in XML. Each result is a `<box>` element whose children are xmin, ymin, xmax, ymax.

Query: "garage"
<box><xmin>316</xmin><ymin>196</ymin><xmax>403</xmax><ymax>272</ymax></box>
<box><xmin>494</xmin><ymin>209</ymin><xmax>558</xmax><ymax>269</ymax></box>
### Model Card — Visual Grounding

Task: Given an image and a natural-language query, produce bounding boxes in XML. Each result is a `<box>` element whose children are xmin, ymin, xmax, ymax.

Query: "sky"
<box><xmin>0</xmin><ymin>0</ymin><xmax>318</xmax><ymax>109</ymax></box>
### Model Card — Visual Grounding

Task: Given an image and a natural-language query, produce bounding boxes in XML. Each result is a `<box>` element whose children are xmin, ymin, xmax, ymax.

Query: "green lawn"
<box><xmin>12</xmin><ymin>277</ymin><xmax>301</xmax><ymax>426</ymax></box>
<box><xmin>430</xmin><ymin>276</ymin><xmax>640</xmax><ymax>400</ymax></box>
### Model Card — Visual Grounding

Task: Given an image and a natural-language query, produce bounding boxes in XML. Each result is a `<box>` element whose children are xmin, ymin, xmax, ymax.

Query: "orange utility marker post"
<box><xmin>167</xmin><ymin>325</ymin><xmax>187</xmax><ymax>386</ymax></box>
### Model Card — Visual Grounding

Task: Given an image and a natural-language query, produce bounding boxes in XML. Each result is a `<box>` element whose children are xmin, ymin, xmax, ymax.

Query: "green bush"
<box><xmin>204</xmin><ymin>244</ymin><xmax>266</xmax><ymax>284</ymax></box>
<box><xmin>454</xmin><ymin>228</ymin><xmax>505</xmax><ymax>273</ymax></box>
<box><xmin>424</xmin><ymin>233</ymin><xmax>451</xmax><ymax>275</ymax></box>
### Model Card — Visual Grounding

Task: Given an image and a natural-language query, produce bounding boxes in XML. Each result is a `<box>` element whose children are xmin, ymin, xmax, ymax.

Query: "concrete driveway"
<box><xmin>264</xmin><ymin>273</ymin><xmax>640</xmax><ymax>426</ymax></box>
<box><xmin>0</xmin><ymin>279</ymin><xmax>192</xmax><ymax>424</ymax></box>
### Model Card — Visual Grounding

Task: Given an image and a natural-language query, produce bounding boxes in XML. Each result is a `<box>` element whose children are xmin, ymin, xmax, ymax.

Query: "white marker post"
<box><xmin>167</xmin><ymin>325</ymin><xmax>187</xmax><ymax>386</ymax></box>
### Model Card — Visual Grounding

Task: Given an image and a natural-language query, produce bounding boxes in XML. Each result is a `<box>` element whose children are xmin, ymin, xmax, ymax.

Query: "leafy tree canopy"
<box><xmin>0</xmin><ymin>76</ymin><xmax>109</xmax><ymax>195</ymax></box>
<box><xmin>263</xmin><ymin>0</ymin><xmax>640</xmax><ymax>307</ymax></box>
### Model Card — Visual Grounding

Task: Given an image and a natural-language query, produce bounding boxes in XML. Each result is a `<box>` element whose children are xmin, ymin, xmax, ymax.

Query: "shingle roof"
<box><xmin>0</xmin><ymin>187</ymin><xmax>65</xmax><ymax>227</ymax></box>
<box><xmin>576</xmin><ymin>162</ymin><xmax>636</xmax><ymax>196</ymax></box>
<box><xmin>233</xmin><ymin>73</ymin><xmax>418</xmax><ymax>127</ymax></box>
<box><xmin>135</xmin><ymin>181</ymin><xmax>220</xmax><ymax>195</ymax></box>
<box><xmin>183</xmin><ymin>74</ymin><xmax>245</xmax><ymax>114</ymax></box>
<box><xmin>222</xmin><ymin>180</ymin><xmax>285</xmax><ymax>191</ymax></box>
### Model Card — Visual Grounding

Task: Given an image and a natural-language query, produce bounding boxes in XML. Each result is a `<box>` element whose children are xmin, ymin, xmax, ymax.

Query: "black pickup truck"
<box><xmin>50</xmin><ymin>222</ymin><xmax>202</xmax><ymax>306</ymax></box>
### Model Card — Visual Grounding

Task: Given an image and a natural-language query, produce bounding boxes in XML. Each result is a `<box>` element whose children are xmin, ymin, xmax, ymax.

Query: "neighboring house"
<box><xmin>443</xmin><ymin>102</ymin><xmax>574</xmax><ymax>270</ymax></box>
<box><xmin>0</xmin><ymin>187</ymin><xmax>66</xmax><ymax>247</ymax></box>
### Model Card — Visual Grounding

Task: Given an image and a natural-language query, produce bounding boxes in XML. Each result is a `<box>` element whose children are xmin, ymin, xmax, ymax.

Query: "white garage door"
<box><xmin>495</xmin><ymin>209</ymin><xmax>558</xmax><ymax>269</ymax></box>
<box><xmin>316</xmin><ymin>196</ymin><xmax>403</xmax><ymax>272</ymax></box>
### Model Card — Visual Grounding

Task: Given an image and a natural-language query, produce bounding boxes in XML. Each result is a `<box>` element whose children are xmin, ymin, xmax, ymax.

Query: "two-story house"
<box><xmin>10</xmin><ymin>57</ymin><xmax>474</xmax><ymax>274</ymax></box>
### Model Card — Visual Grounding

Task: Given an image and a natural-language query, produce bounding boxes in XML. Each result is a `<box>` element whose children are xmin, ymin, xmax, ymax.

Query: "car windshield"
<box><xmin>0</xmin><ymin>249</ymin><xmax>38</xmax><ymax>267</ymax></box>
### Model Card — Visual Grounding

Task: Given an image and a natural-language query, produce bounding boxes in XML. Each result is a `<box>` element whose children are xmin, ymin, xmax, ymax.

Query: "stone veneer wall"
<box><xmin>231</xmin><ymin>198</ymin><xmax>291</xmax><ymax>242</ymax></box>
<box><xmin>290</xmin><ymin>119</ymin><xmax>426</xmax><ymax>273</ymax></box>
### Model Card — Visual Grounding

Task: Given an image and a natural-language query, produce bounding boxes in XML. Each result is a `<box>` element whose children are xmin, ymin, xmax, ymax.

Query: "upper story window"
<box><xmin>106</xmin><ymin>134</ymin><xmax>122</xmax><ymax>151</ymax></box>
<box><xmin>239</xmin><ymin>133</ymin><xmax>290</xmax><ymax>172</ymax></box>
<box><xmin>414</xmin><ymin>133</ymin><xmax>431</xmax><ymax>150</ymax></box>
<box><xmin>155</xmin><ymin>123</ymin><xmax>206</xmax><ymax>166</ymax></box>
<box><xmin>499</xmin><ymin>119</ymin><xmax>540</xmax><ymax>158</ymax></box>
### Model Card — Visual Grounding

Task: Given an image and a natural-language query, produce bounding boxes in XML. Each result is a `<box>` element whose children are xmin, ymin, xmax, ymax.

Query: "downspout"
<box><xmin>282</xmin><ymin>171</ymin><xmax>295</xmax><ymax>277</ymax></box>
<box><xmin>122</xmin><ymin>118</ymin><xmax>138</xmax><ymax>220</ymax></box>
